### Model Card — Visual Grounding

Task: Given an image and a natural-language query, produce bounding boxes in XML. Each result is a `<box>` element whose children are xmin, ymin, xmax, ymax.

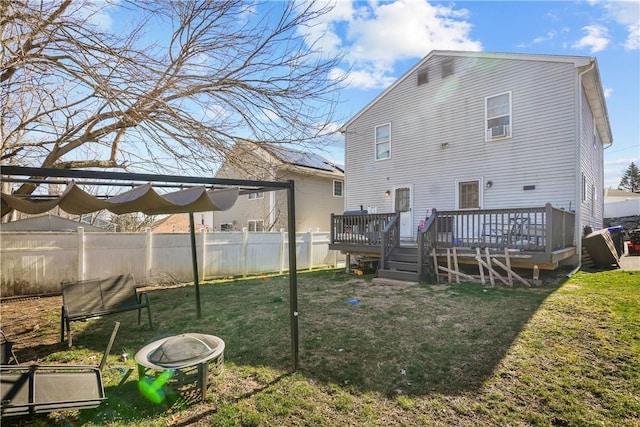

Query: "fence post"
<box><xmin>201</xmin><ymin>228</ymin><xmax>206</xmax><ymax>282</ymax></box>
<box><xmin>145</xmin><ymin>228</ymin><xmax>152</xmax><ymax>285</ymax></box>
<box><xmin>242</xmin><ymin>227</ymin><xmax>248</xmax><ymax>277</ymax></box>
<box><xmin>280</xmin><ymin>229</ymin><xmax>286</xmax><ymax>274</ymax></box>
<box><xmin>77</xmin><ymin>226</ymin><xmax>85</xmax><ymax>281</ymax></box>
<box><xmin>308</xmin><ymin>229</ymin><xmax>314</xmax><ymax>271</ymax></box>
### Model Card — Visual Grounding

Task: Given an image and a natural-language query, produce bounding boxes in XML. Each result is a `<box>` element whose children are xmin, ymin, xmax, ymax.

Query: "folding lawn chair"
<box><xmin>0</xmin><ymin>323</ymin><xmax>120</xmax><ymax>417</ymax></box>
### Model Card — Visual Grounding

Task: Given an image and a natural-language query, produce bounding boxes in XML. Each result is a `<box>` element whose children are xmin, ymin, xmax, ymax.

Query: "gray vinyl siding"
<box><xmin>345</xmin><ymin>55</ymin><xmax>579</xmax><ymax>229</ymax></box>
<box><xmin>579</xmin><ymin>89</ymin><xmax>605</xmax><ymax>230</ymax></box>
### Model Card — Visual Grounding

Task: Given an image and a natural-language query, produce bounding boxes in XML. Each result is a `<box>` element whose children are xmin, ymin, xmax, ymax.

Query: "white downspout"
<box><xmin>571</xmin><ymin>61</ymin><xmax>596</xmax><ymax>276</ymax></box>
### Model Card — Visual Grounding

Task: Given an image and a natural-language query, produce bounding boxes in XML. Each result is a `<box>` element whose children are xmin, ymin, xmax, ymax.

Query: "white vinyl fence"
<box><xmin>604</xmin><ymin>199</ymin><xmax>640</xmax><ymax>218</ymax></box>
<box><xmin>0</xmin><ymin>228</ymin><xmax>345</xmax><ymax>298</ymax></box>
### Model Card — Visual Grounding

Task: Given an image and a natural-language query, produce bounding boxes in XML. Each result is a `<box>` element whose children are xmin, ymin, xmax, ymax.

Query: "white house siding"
<box><xmin>345</xmin><ymin>55</ymin><xmax>581</xmax><ymax>232</ymax></box>
<box><xmin>273</xmin><ymin>171</ymin><xmax>344</xmax><ymax>232</ymax></box>
<box><xmin>210</xmin><ymin>162</ymin><xmax>271</xmax><ymax>231</ymax></box>
<box><xmin>579</xmin><ymin>88</ymin><xmax>605</xmax><ymax>231</ymax></box>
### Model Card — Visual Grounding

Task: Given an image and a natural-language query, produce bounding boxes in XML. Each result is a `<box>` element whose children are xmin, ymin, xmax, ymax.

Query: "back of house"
<box><xmin>341</xmin><ymin>50</ymin><xmax>612</xmax><ymax>244</ymax></box>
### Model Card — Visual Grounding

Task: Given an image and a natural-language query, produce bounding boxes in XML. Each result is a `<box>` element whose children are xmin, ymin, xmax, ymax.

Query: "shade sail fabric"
<box><xmin>1</xmin><ymin>182</ymin><xmax>239</xmax><ymax>215</ymax></box>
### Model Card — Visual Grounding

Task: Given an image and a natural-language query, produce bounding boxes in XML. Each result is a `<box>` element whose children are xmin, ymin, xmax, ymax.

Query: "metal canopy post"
<box><xmin>287</xmin><ymin>180</ymin><xmax>299</xmax><ymax>371</ymax></box>
<box><xmin>189</xmin><ymin>212</ymin><xmax>202</xmax><ymax>319</ymax></box>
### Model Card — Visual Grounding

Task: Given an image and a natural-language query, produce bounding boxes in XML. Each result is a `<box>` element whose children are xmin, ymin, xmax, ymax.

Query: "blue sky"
<box><xmin>312</xmin><ymin>0</ymin><xmax>639</xmax><ymax>189</ymax></box>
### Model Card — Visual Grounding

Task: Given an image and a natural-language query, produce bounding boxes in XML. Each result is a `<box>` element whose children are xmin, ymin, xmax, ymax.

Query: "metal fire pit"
<box><xmin>135</xmin><ymin>333</ymin><xmax>224</xmax><ymax>401</ymax></box>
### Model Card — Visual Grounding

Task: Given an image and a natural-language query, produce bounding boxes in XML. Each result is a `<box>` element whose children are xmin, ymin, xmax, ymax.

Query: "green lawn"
<box><xmin>2</xmin><ymin>269</ymin><xmax>639</xmax><ymax>426</ymax></box>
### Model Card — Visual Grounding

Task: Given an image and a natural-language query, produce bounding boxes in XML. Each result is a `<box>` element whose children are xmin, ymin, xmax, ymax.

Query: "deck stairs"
<box><xmin>377</xmin><ymin>245</ymin><xmax>421</xmax><ymax>282</ymax></box>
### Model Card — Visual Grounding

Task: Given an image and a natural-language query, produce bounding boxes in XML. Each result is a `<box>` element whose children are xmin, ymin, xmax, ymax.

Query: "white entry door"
<box><xmin>394</xmin><ymin>185</ymin><xmax>413</xmax><ymax>240</ymax></box>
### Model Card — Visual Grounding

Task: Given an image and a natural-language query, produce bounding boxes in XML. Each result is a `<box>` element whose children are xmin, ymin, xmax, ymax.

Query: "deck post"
<box><xmin>545</xmin><ymin>203</ymin><xmax>553</xmax><ymax>253</ymax></box>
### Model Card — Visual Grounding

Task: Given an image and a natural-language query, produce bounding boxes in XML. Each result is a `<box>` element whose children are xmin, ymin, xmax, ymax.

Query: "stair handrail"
<box><xmin>379</xmin><ymin>212</ymin><xmax>401</xmax><ymax>270</ymax></box>
<box><xmin>417</xmin><ymin>209</ymin><xmax>438</xmax><ymax>281</ymax></box>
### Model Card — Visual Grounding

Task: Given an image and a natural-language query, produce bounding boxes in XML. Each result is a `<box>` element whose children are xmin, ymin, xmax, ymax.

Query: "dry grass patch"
<box><xmin>1</xmin><ymin>269</ymin><xmax>638</xmax><ymax>426</ymax></box>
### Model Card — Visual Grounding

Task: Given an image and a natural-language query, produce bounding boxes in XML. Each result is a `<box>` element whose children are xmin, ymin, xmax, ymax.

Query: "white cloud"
<box><xmin>601</xmin><ymin>0</ymin><xmax>639</xmax><ymax>50</ymax></box>
<box><xmin>572</xmin><ymin>25</ymin><xmax>611</xmax><ymax>53</ymax></box>
<box><xmin>533</xmin><ymin>31</ymin><xmax>557</xmax><ymax>44</ymax></box>
<box><xmin>604</xmin><ymin>87</ymin><xmax>613</xmax><ymax>98</ymax></box>
<box><xmin>306</xmin><ymin>0</ymin><xmax>481</xmax><ymax>90</ymax></box>
<box><xmin>624</xmin><ymin>24</ymin><xmax>640</xmax><ymax>50</ymax></box>
<box><xmin>66</xmin><ymin>0</ymin><xmax>119</xmax><ymax>32</ymax></box>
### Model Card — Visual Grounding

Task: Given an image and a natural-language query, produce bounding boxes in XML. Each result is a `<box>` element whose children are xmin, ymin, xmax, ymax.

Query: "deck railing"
<box><xmin>330</xmin><ymin>212</ymin><xmax>397</xmax><ymax>246</ymax></box>
<box><xmin>379</xmin><ymin>213</ymin><xmax>400</xmax><ymax>270</ymax></box>
<box><xmin>431</xmin><ymin>203</ymin><xmax>575</xmax><ymax>252</ymax></box>
<box><xmin>330</xmin><ymin>204</ymin><xmax>575</xmax><ymax>254</ymax></box>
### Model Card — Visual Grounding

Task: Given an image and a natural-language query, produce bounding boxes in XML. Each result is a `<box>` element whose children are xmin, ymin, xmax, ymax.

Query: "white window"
<box><xmin>417</xmin><ymin>68</ymin><xmax>428</xmax><ymax>85</ymax></box>
<box><xmin>485</xmin><ymin>92</ymin><xmax>511</xmax><ymax>140</ymax></box>
<box><xmin>249</xmin><ymin>191</ymin><xmax>264</xmax><ymax>200</ymax></box>
<box><xmin>441</xmin><ymin>58</ymin><xmax>454</xmax><ymax>78</ymax></box>
<box><xmin>333</xmin><ymin>180</ymin><xmax>343</xmax><ymax>197</ymax></box>
<box><xmin>375</xmin><ymin>123</ymin><xmax>391</xmax><ymax>160</ymax></box>
<box><xmin>456</xmin><ymin>180</ymin><xmax>481</xmax><ymax>209</ymax></box>
<box><xmin>248</xmin><ymin>220</ymin><xmax>264</xmax><ymax>232</ymax></box>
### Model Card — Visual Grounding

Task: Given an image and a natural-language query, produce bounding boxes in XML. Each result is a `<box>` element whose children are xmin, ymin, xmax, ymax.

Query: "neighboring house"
<box><xmin>151</xmin><ymin>214</ymin><xmax>210</xmax><ymax>233</ymax></box>
<box><xmin>209</xmin><ymin>141</ymin><xmax>344</xmax><ymax>232</ymax></box>
<box><xmin>331</xmin><ymin>50</ymin><xmax>612</xmax><ymax>279</ymax></box>
<box><xmin>604</xmin><ymin>188</ymin><xmax>640</xmax><ymax>218</ymax></box>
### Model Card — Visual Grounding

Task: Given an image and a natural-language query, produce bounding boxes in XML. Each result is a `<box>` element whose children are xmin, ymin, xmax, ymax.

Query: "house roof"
<box><xmin>268</xmin><ymin>146</ymin><xmax>344</xmax><ymax>174</ymax></box>
<box><xmin>605</xmin><ymin>188</ymin><xmax>640</xmax><ymax>198</ymax></box>
<box><xmin>340</xmin><ymin>50</ymin><xmax>612</xmax><ymax>146</ymax></box>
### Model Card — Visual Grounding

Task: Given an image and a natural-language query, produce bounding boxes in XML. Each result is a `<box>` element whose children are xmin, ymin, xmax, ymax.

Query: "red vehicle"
<box><xmin>627</xmin><ymin>229</ymin><xmax>640</xmax><ymax>255</ymax></box>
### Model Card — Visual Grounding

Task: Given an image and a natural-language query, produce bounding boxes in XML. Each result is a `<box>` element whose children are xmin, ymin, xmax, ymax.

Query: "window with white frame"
<box><xmin>333</xmin><ymin>180</ymin><xmax>343</xmax><ymax>197</ymax></box>
<box><xmin>485</xmin><ymin>92</ymin><xmax>511</xmax><ymax>140</ymax></box>
<box><xmin>248</xmin><ymin>220</ymin><xmax>264</xmax><ymax>232</ymax></box>
<box><xmin>458</xmin><ymin>180</ymin><xmax>480</xmax><ymax>209</ymax></box>
<box><xmin>248</xmin><ymin>191</ymin><xmax>264</xmax><ymax>200</ymax></box>
<box><xmin>375</xmin><ymin>123</ymin><xmax>391</xmax><ymax>160</ymax></box>
<box><xmin>220</xmin><ymin>223</ymin><xmax>234</xmax><ymax>231</ymax></box>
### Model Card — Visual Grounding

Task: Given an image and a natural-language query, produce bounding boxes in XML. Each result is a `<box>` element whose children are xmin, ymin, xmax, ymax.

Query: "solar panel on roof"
<box><xmin>272</xmin><ymin>147</ymin><xmax>338</xmax><ymax>172</ymax></box>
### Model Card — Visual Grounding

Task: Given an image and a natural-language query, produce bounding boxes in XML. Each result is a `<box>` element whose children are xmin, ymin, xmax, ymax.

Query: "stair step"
<box><xmin>388</xmin><ymin>253</ymin><xmax>418</xmax><ymax>263</ymax></box>
<box><xmin>386</xmin><ymin>260</ymin><xmax>419</xmax><ymax>272</ymax></box>
<box><xmin>377</xmin><ymin>269</ymin><xmax>420</xmax><ymax>282</ymax></box>
<box><xmin>390</xmin><ymin>246</ymin><xmax>418</xmax><ymax>255</ymax></box>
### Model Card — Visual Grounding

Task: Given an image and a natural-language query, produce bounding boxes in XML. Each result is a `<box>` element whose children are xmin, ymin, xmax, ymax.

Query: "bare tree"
<box><xmin>109</xmin><ymin>212</ymin><xmax>156</xmax><ymax>232</ymax></box>
<box><xmin>1</xmin><ymin>0</ymin><xmax>344</xmax><ymax>216</ymax></box>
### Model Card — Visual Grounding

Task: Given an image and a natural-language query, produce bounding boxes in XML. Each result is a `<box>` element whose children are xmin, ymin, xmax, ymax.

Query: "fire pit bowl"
<box><xmin>135</xmin><ymin>333</ymin><xmax>225</xmax><ymax>400</ymax></box>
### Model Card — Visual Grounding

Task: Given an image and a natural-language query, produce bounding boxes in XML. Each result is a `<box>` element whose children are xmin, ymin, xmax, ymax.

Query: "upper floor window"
<box><xmin>248</xmin><ymin>220</ymin><xmax>264</xmax><ymax>232</ymax></box>
<box><xmin>333</xmin><ymin>180</ymin><xmax>343</xmax><ymax>197</ymax></box>
<box><xmin>441</xmin><ymin>58</ymin><xmax>454</xmax><ymax>78</ymax></box>
<box><xmin>417</xmin><ymin>68</ymin><xmax>429</xmax><ymax>85</ymax></box>
<box><xmin>485</xmin><ymin>92</ymin><xmax>512</xmax><ymax>141</ymax></box>
<box><xmin>249</xmin><ymin>191</ymin><xmax>264</xmax><ymax>200</ymax></box>
<box><xmin>375</xmin><ymin>123</ymin><xmax>391</xmax><ymax>160</ymax></box>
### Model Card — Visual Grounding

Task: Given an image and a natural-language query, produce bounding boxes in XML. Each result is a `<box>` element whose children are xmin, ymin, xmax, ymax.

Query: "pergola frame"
<box><xmin>1</xmin><ymin>165</ymin><xmax>300</xmax><ymax>371</ymax></box>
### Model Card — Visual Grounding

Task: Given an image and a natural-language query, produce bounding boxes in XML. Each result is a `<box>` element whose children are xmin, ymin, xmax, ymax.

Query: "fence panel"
<box><xmin>84</xmin><ymin>232</ymin><xmax>147</xmax><ymax>281</ymax></box>
<box><xmin>1</xmin><ymin>232</ymin><xmax>78</xmax><ymax>296</ymax></box>
<box><xmin>0</xmin><ymin>230</ymin><xmax>344</xmax><ymax>298</ymax></box>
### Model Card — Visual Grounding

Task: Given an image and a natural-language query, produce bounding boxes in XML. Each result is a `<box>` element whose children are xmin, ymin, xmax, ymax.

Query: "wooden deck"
<box><xmin>330</xmin><ymin>204</ymin><xmax>577</xmax><ymax>279</ymax></box>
